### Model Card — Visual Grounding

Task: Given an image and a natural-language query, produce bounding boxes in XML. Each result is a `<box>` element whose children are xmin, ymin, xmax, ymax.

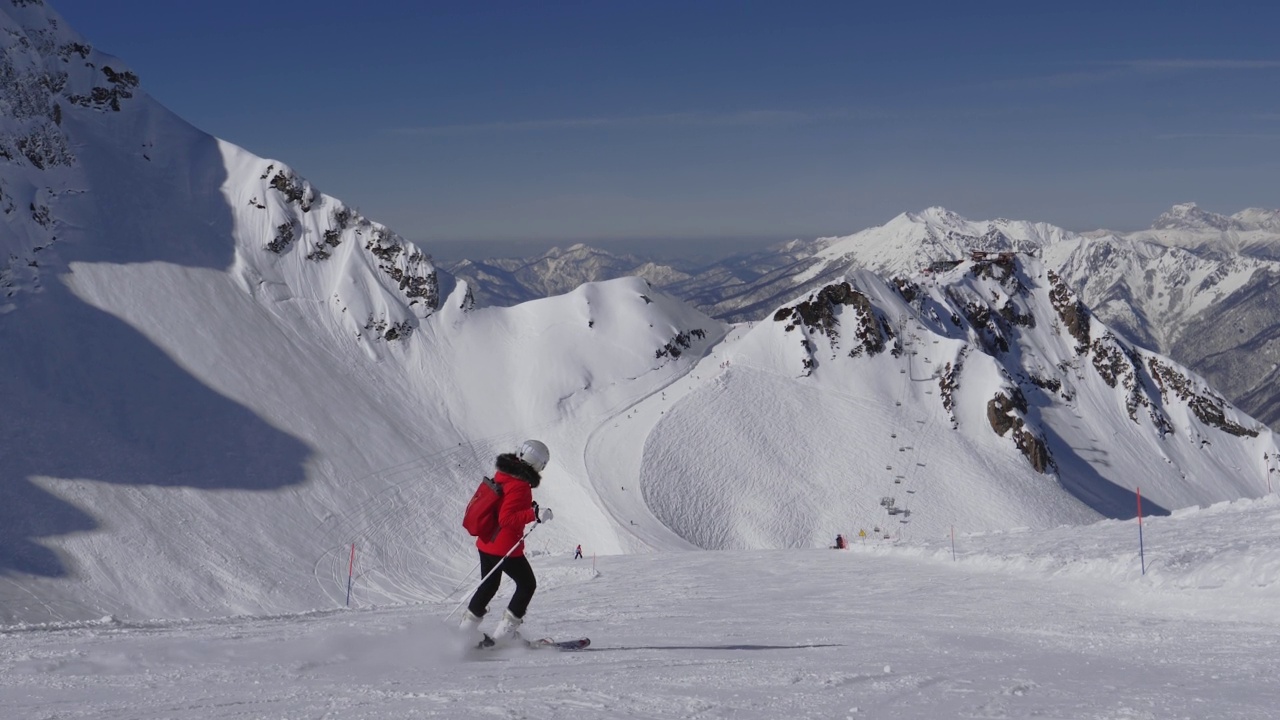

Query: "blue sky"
<box><xmin>52</xmin><ymin>0</ymin><xmax>1280</xmax><ymax>244</ymax></box>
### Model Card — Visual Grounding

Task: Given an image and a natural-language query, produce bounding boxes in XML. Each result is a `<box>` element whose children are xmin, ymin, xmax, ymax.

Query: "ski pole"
<box><xmin>445</xmin><ymin>523</ymin><xmax>539</xmax><ymax>622</ymax></box>
<box><xmin>441</xmin><ymin>558</ymin><xmax>483</xmax><ymax>601</ymax></box>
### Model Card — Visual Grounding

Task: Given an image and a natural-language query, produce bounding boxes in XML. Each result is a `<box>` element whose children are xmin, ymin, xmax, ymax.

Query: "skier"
<box><xmin>834</xmin><ymin>534</ymin><xmax>846</xmax><ymax>549</ymax></box>
<box><xmin>573</xmin><ymin>544</ymin><xmax>583</xmax><ymax>560</ymax></box>
<box><xmin>458</xmin><ymin>439</ymin><xmax>554</xmax><ymax>647</ymax></box>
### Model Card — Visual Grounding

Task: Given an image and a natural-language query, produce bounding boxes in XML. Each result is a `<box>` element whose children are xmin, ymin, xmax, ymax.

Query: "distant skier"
<box><xmin>834</xmin><ymin>534</ymin><xmax>846</xmax><ymax>550</ymax></box>
<box><xmin>574</xmin><ymin>544</ymin><xmax>583</xmax><ymax>560</ymax></box>
<box><xmin>458</xmin><ymin>440</ymin><xmax>554</xmax><ymax>647</ymax></box>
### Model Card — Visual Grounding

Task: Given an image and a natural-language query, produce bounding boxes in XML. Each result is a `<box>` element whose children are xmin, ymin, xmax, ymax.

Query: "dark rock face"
<box><xmin>1048</xmin><ymin>270</ymin><xmax>1091</xmax><ymax>353</ymax></box>
<box><xmin>67</xmin><ymin>65</ymin><xmax>137</xmax><ymax>112</ymax></box>
<box><xmin>937</xmin><ymin>349</ymin><xmax>967</xmax><ymax>428</ymax></box>
<box><xmin>1013</xmin><ymin>428</ymin><xmax>1053</xmax><ymax>474</ymax></box>
<box><xmin>892</xmin><ymin>277</ymin><xmax>920</xmax><ymax>303</ymax></box>
<box><xmin>774</xmin><ymin>281</ymin><xmax>892</xmax><ymax>359</ymax></box>
<box><xmin>269</xmin><ymin>169</ymin><xmax>316</xmax><ymax>212</ymax></box>
<box><xmin>363</xmin><ymin>228</ymin><xmax>438</xmax><ymax>310</ymax></box>
<box><xmin>655</xmin><ymin>328</ymin><xmax>706</xmax><ymax>360</ymax></box>
<box><xmin>1147</xmin><ymin>357</ymin><xmax>1257</xmax><ymax>437</ymax></box>
<box><xmin>987</xmin><ymin>388</ymin><xmax>1027</xmax><ymax>435</ymax></box>
<box><xmin>987</xmin><ymin>388</ymin><xmax>1053</xmax><ymax>473</ymax></box>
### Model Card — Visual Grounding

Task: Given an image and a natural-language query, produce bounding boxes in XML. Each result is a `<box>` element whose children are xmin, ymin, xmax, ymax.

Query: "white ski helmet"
<box><xmin>517</xmin><ymin>439</ymin><xmax>550</xmax><ymax>473</ymax></box>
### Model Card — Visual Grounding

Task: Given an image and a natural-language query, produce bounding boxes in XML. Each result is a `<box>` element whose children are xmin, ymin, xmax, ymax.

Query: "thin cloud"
<box><xmin>391</xmin><ymin>109</ymin><xmax>879</xmax><ymax>136</ymax></box>
<box><xmin>1156</xmin><ymin>132</ymin><xmax>1280</xmax><ymax>140</ymax></box>
<box><xmin>1117</xmin><ymin>59</ymin><xmax>1280</xmax><ymax>71</ymax></box>
<box><xmin>986</xmin><ymin>58</ymin><xmax>1280</xmax><ymax>90</ymax></box>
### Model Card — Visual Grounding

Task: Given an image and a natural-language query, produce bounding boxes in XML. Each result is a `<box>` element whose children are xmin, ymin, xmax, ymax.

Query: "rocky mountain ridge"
<box><xmin>449</xmin><ymin>204</ymin><xmax>1280</xmax><ymax>430</ymax></box>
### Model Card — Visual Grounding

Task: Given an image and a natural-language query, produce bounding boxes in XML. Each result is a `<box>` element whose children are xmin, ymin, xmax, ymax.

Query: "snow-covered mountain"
<box><xmin>444</xmin><ymin>238</ymin><xmax>828</xmax><ymax>320</ymax></box>
<box><xmin>806</xmin><ymin>206</ymin><xmax>1280</xmax><ymax>431</ymax></box>
<box><xmin>2</xmin><ymin>3</ymin><xmax>1277</xmax><ymax>627</ymax></box>
<box><xmin>466</xmin><ymin>206</ymin><xmax>1280</xmax><ymax>430</ymax></box>
<box><xmin>1145</xmin><ymin>201</ymin><xmax>1280</xmax><ymax>255</ymax></box>
<box><xmin>443</xmin><ymin>243</ymin><xmax>692</xmax><ymax>308</ymax></box>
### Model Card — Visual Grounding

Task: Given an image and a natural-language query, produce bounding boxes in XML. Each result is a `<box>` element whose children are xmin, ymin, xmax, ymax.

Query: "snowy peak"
<box><xmin>1152</xmin><ymin>202</ymin><xmax>1242</xmax><ymax>232</ymax></box>
<box><xmin>1231</xmin><ymin>207</ymin><xmax>1280</xmax><ymax>231</ymax></box>
<box><xmin>0</xmin><ymin>3</ymin><xmax>443</xmax><ymax>339</ymax></box>
<box><xmin>0</xmin><ymin>1</ymin><xmax>146</xmax><ymax>308</ymax></box>
<box><xmin>0</xmin><ymin>0</ymin><xmax>142</xmax><ymax>166</ymax></box>
<box><xmin>812</xmin><ymin>207</ymin><xmax>1073</xmax><ymax>279</ymax></box>
<box><xmin>220</xmin><ymin>150</ymin><xmax>442</xmax><ymax>343</ymax></box>
<box><xmin>1147</xmin><ymin>202</ymin><xmax>1280</xmax><ymax>237</ymax></box>
<box><xmin>444</xmin><ymin>243</ymin><xmax>693</xmax><ymax>309</ymax></box>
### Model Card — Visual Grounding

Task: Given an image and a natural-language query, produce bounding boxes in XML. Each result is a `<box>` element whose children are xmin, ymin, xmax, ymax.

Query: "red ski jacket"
<box><xmin>476</xmin><ymin>454</ymin><xmax>540</xmax><ymax>557</ymax></box>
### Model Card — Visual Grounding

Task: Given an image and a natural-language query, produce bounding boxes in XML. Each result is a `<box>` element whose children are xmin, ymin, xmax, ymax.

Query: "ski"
<box><xmin>474</xmin><ymin>635</ymin><xmax>590</xmax><ymax>651</ymax></box>
<box><xmin>527</xmin><ymin>637</ymin><xmax>591</xmax><ymax>651</ymax></box>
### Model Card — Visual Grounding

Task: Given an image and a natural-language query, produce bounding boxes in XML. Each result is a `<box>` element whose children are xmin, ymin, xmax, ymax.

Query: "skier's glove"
<box><xmin>537</xmin><ymin>507</ymin><xmax>554</xmax><ymax>523</ymax></box>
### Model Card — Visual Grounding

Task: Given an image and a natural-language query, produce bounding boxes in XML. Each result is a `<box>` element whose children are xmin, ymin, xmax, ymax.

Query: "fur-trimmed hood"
<box><xmin>495</xmin><ymin>453</ymin><xmax>541</xmax><ymax>488</ymax></box>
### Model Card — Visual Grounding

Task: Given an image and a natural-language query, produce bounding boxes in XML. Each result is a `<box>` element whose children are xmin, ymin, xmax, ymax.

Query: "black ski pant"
<box><xmin>467</xmin><ymin>550</ymin><xmax>537</xmax><ymax>619</ymax></box>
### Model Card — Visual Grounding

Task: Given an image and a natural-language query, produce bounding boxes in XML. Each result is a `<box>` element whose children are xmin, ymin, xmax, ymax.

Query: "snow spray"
<box><xmin>346</xmin><ymin>543</ymin><xmax>356</xmax><ymax>607</ymax></box>
<box><xmin>1136</xmin><ymin>488</ymin><xmax>1146</xmax><ymax>576</ymax></box>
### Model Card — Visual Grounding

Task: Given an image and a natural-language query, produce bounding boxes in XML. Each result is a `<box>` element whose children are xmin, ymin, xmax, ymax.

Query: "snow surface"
<box><xmin>3</xmin><ymin>6</ymin><xmax>1280</xmax><ymax>716</ymax></box>
<box><xmin>3</xmin><ymin>496</ymin><xmax>1279</xmax><ymax>719</ymax></box>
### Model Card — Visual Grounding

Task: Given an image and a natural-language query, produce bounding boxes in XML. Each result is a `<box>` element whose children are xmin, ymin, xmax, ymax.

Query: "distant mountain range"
<box><xmin>447</xmin><ymin>203</ymin><xmax>1280</xmax><ymax>430</ymax></box>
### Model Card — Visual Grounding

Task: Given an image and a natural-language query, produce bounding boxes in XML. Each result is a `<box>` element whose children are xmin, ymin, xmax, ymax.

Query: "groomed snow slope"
<box><xmin>3</xmin><ymin>496</ymin><xmax>1278</xmax><ymax>719</ymax></box>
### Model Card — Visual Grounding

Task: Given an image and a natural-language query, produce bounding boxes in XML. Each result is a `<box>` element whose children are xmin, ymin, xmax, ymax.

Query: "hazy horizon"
<box><xmin>423</xmin><ymin>234</ymin><xmax>792</xmax><ymax>264</ymax></box>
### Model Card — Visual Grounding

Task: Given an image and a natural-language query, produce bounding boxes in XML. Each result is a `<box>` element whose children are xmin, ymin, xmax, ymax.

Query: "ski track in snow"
<box><xmin>4</xmin><ymin>497</ymin><xmax>1280</xmax><ymax>719</ymax></box>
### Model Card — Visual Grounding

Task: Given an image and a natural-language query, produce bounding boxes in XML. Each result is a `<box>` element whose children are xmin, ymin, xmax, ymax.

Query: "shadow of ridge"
<box><xmin>0</xmin><ymin>281</ymin><xmax>314</xmax><ymax>578</ymax></box>
<box><xmin>586</xmin><ymin>643</ymin><xmax>844</xmax><ymax>652</ymax></box>
<box><xmin>1039</xmin><ymin>422</ymin><xmax>1170</xmax><ymax>519</ymax></box>
<box><xmin>1</xmin><ymin>114</ymin><xmax>313</xmax><ymax>580</ymax></box>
